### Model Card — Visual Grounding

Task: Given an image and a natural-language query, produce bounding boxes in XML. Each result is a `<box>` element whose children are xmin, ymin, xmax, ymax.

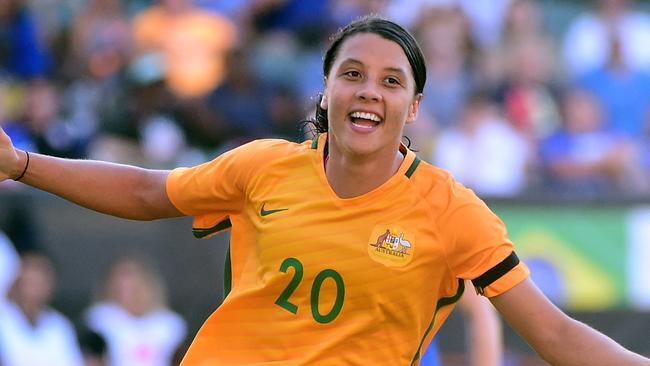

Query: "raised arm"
<box><xmin>458</xmin><ymin>284</ymin><xmax>503</xmax><ymax>366</ymax></box>
<box><xmin>490</xmin><ymin>278</ymin><xmax>650</xmax><ymax>365</ymax></box>
<box><xmin>0</xmin><ymin>127</ymin><xmax>183</xmax><ymax>221</ymax></box>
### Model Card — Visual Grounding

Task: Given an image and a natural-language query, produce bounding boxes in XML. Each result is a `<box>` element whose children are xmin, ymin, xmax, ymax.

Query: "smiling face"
<box><xmin>321</xmin><ymin>32</ymin><xmax>422</xmax><ymax>158</ymax></box>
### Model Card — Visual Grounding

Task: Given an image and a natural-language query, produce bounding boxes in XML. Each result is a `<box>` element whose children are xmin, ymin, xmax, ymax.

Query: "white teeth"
<box><xmin>350</xmin><ymin>111</ymin><xmax>381</xmax><ymax>122</ymax></box>
<box><xmin>351</xmin><ymin>122</ymin><xmax>374</xmax><ymax>129</ymax></box>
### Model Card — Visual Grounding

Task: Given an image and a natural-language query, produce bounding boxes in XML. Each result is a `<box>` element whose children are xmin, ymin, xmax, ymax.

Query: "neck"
<box><xmin>16</xmin><ymin>301</ymin><xmax>41</xmax><ymax>326</ymax></box>
<box><xmin>325</xmin><ymin>144</ymin><xmax>404</xmax><ymax>199</ymax></box>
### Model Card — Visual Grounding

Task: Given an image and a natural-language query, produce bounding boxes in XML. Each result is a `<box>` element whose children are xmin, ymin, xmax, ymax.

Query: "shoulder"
<box><xmin>409</xmin><ymin>160</ymin><xmax>476</xmax><ymax>203</ymax></box>
<box><xmin>133</xmin><ymin>6</ymin><xmax>164</xmax><ymax>25</ymax></box>
<box><xmin>627</xmin><ymin>11</ymin><xmax>650</xmax><ymax>28</ymax></box>
<box><xmin>409</xmin><ymin>159</ymin><xmax>496</xmax><ymax>221</ymax></box>
<box><xmin>85</xmin><ymin>303</ymin><xmax>125</xmax><ymax>325</ymax></box>
<box><xmin>0</xmin><ymin>301</ymin><xmax>16</xmax><ymax>322</ymax></box>
<box><xmin>565</xmin><ymin>12</ymin><xmax>601</xmax><ymax>34</ymax></box>
<box><xmin>149</xmin><ymin>309</ymin><xmax>187</xmax><ymax>330</ymax></box>
<box><xmin>204</xmin><ymin>138</ymin><xmax>312</xmax><ymax>171</ymax></box>
<box><xmin>235</xmin><ymin>138</ymin><xmax>310</xmax><ymax>155</ymax></box>
<box><xmin>40</xmin><ymin>308</ymin><xmax>77</xmax><ymax>331</ymax></box>
<box><xmin>167</xmin><ymin>138</ymin><xmax>314</xmax><ymax>212</ymax></box>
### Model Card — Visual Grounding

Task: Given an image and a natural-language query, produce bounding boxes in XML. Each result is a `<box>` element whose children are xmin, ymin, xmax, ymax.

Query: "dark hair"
<box><xmin>311</xmin><ymin>16</ymin><xmax>427</xmax><ymax>133</ymax></box>
<box><xmin>78</xmin><ymin>328</ymin><xmax>107</xmax><ymax>357</ymax></box>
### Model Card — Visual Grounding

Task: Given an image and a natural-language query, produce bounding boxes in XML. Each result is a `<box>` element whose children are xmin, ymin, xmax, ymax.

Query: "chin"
<box><xmin>346</xmin><ymin>141</ymin><xmax>382</xmax><ymax>157</ymax></box>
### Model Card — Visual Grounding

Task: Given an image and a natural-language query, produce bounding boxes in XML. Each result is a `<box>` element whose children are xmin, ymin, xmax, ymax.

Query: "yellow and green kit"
<box><xmin>166</xmin><ymin>133</ymin><xmax>529</xmax><ymax>365</ymax></box>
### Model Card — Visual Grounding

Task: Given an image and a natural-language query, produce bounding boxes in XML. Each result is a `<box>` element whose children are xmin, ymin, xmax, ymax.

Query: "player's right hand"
<box><xmin>0</xmin><ymin>126</ymin><xmax>21</xmax><ymax>182</ymax></box>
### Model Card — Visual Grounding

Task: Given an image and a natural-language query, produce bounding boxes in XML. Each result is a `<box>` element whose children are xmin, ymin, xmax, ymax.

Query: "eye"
<box><xmin>384</xmin><ymin>77</ymin><xmax>402</xmax><ymax>87</ymax></box>
<box><xmin>342</xmin><ymin>70</ymin><xmax>362</xmax><ymax>79</ymax></box>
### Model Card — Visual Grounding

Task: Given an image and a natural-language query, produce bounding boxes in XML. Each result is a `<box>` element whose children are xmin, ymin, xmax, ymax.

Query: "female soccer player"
<box><xmin>0</xmin><ymin>16</ymin><xmax>648</xmax><ymax>366</ymax></box>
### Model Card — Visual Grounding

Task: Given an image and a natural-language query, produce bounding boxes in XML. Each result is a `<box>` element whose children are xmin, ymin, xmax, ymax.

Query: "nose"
<box><xmin>355</xmin><ymin>81</ymin><xmax>382</xmax><ymax>102</ymax></box>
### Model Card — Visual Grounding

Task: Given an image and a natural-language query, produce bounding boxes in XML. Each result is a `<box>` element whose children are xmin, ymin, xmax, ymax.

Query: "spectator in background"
<box><xmin>0</xmin><ymin>231</ymin><xmax>19</xmax><ymax>304</ymax></box>
<box><xmin>0</xmin><ymin>251</ymin><xmax>84</xmax><ymax>366</ymax></box>
<box><xmin>563</xmin><ymin>0</ymin><xmax>650</xmax><ymax>77</ymax></box>
<box><xmin>0</xmin><ymin>0</ymin><xmax>52</xmax><ymax>79</ymax></box>
<box><xmin>493</xmin><ymin>0</ymin><xmax>562</xmax><ymax>145</ymax></box>
<box><xmin>84</xmin><ymin>256</ymin><xmax>186</xmax><ymax>366</ymax></box>
<box><xmin>495</xmin><ymin>32</ymin><xmax>561</xmax><ymax>141</ymax></box>
<box><xmin>500</xmin><ymin>0</ymin><xmax>549</xmax><ymax>46</ymax></box>
<box><xmin>434</xmin><ymin>92</ymin><xmax>531</xmax><ymax>197</ymax></box>
<box><xmin>422</xmin><ymin>284</ymin><xmax>503</xmax><ymax>366</ymax></box>
<box><xmin>578</xmin><ymin>30</ymin><xmax>650</xmax><ymax>138</ymax></box>
<box><xmin>24</xmin><ymin>0</ymin><xmax>84</xmax><ymax>74</ymax></box>
<box><xmin>88</xmin><ymin>55</ymin><xmax>192</xmax><ymax>168</ymax></box>
<box><xmin>0</xmin><ymin>79</ymin><xmax>35</xmax><ymax>153</ymax></box>
<box><xmin>245</xmin><ymin>0</ymin><xmax>334</xmax><ymax>104</ymax></box>
<box><xmin>383</xmin><ymin>0</ymin><xmax>436</xmax><ymax>29</ymax></box>
<box><xmin>183</xmin><ymin>48</ymin><xmax>276</xmax><ymax>152</ymax></box>
<box><xmin>61</xmin><ymin>0</ymin><xmax>133</xmax><ymax>147</ymax></box>
<box><xmin>186</xmin><ymin>47</ymin><xmax>304</xmax><ymax>153</ymax></box>
<box><xmin>69</xmin><ymin>0</ymin><xmax>132</xmax><ymax>81</ymax></box>
<box><xmin>331</xmin><ymin>0</ymin><xmax>387</xmax><ymax>28</ymax></box>
<box><xmin>384</xmin><ymin>0</ymin><xmax>511</xmax><ymax>50</ymax></box>
<box><xmin>250</xmin><ymin>0</ymin><xmax>332</xmax><ymax>36</ymax></box>
<box><xmin>132</xmin><ymin>0</ymin><xmax>237</xmax><ymax>99</ymax></box>
<box><xmin>539</xmin><ymin>89</ymin><xmax>640</xmax><ymax>195</ymax></box>
<box><xmin>416</xmin><ymin>5</ymin><xmax>476</xmax><ymax>130</ymax></box>
<box><xmin>454</xmin><ymin>287</ymin><xmax>503</xmax><ymax>366</ymax></box>
<box><xmin>194</xmin><ymin>0</ymin><xmax>252</xmax><ymax>23</ymax></box>
<box><xmin>21</xmin><ymin>78</ymin><xmax>88</xmax><ymax>159</ymax></box>
<box><xmin>402</xmin><ymin>3</ymin><xmax>476</xmax><ymax>158</ymax></box>
<box><xmin>473</xmin><ymin>0</ymin><xmax>553</xmax><ymax>99</ymax></box>
<box><xmin>455</xmin><ymin>0</ymin><xmax>512</xmax><ymax>50</ymax></box>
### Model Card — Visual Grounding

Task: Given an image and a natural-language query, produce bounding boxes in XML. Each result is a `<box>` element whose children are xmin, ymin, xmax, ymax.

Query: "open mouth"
<box><xmin>349</xmin><ymin>111</ymin><xmax>382</xmax><ymax>130</ymax></box>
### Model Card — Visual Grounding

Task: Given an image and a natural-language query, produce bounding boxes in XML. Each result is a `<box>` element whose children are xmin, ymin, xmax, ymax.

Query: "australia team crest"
<box><xmin>368</xmin><ymin>225</ymin><xmax>415</xmax><ymax>267</ymax></box>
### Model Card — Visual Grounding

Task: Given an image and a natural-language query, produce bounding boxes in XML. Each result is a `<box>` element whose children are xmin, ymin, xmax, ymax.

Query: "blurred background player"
<box><xmin>0</xmin><ymin>230</ymin><xmax>19</xmax><ymax>307</ymax></box>
<box><xmin>84</xmin><ymin>255</ymin><xmax>186</xmax><ymax>366</ymax></box>
<box><xmin>421</xmin><ymin>282</ymin><xmax>503</xmax><ymax>366</ymax></box>
<box><xmin>0</xmin><ymin>251</ymin><xmax>84</xmax><ymax>366</ymax></box>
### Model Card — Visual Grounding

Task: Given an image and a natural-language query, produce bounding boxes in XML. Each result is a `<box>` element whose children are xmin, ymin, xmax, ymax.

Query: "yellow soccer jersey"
<box><xmin>166</xmin><ymin>133</ymin><xmax>529</xmax><ymax>366</ymax></box>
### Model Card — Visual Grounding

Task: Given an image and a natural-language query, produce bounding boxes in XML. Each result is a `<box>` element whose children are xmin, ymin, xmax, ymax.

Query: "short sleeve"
<box><xmin>440</xmin><ymin>180</ymin><xmax>529</xmax><ymax>297</ymax></box>
<box><xmin>166</xmin><ymin>140</ymin><xmax>279</xmax><ymax>235</ymax></box>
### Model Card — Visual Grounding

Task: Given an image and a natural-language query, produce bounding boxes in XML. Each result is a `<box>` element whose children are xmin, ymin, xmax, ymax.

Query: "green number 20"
<box><xmin>274</xmin><ymin>257</ymin><xmax>345</xmax><ymax>324</ymax></box>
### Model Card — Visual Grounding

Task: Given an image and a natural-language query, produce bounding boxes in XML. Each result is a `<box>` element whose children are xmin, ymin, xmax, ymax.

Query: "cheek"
<box><xmin>389</xmin><ymin>97</ymin><xmax>414</xmax><ymax>119</ymax></box>
<box><xmin>326</xmin><ymin>91</ymin><xmax>347</xmax><ymax>119</ymax></box>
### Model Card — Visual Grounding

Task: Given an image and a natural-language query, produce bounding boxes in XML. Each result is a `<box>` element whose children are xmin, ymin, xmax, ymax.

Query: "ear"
<box><xmin>320</xmin><ymin>93</ymin><xmax>328</xmax><ymax>110</ymax></box>
<box><xmin>406</xmin><ymin>93</ymin><xmax>423</xmax><ymax>124</ymax></box>
<box><xmin>320</xmin><ymin>77</ymin><xmax>328</xmax><ymax>110</ymax></box>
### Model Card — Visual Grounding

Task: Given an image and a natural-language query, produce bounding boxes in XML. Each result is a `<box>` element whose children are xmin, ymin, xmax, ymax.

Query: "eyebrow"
<box><xmin>339</xmin><ymin>58</ymin><xmax>408</xmax><ymax>77</ymax></box>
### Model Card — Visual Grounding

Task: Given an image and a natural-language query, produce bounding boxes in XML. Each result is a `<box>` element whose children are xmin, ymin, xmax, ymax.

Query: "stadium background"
<box><xmin>2</xmin><ymin>0</ymin><xmax>650</xmax><ymax>364</ymax></box>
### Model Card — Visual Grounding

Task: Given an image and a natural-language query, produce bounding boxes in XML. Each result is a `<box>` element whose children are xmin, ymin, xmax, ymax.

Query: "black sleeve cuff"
<box><xmin>471</xmin><ymin>251</ymin><xmax>520</xmax><ymax>295</ymax></box>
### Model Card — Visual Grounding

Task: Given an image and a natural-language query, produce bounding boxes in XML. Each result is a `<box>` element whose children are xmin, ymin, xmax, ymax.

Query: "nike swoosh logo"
<box><xmin>260</xmin><ymin>203</ymin><xmax>289</xmax><ymax>217</ymax></box>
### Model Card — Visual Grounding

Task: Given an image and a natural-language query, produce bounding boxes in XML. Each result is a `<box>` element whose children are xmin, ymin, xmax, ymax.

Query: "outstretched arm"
<box><xmin>458</xmin><ymin>284</ymin><xmax>503</xmax><ymax>366</ymax></box>
<box><xmin>490</xmin><ymin>278</ymin><xmax>649</xmax><ymax>365</ymax></box>
<box><xmin>0</xmin><ymin>127</ymin><xmax>182</xmax><ymax>221</ymax></box>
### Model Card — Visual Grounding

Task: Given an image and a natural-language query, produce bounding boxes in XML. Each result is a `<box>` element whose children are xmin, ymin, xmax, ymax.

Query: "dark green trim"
<box><xmin>223</xmin><ymin>245</ymin><xmax>232</xmax><ymax>298</ymax></box>
<box><xmin>311</xmin><ymin>135</ymin><xmax>320</xmax><ymax>149</ymax></box>
<box><xmin>410</xmin><ymin>279</ymin><xmax>465</xmax><ymax>365</ymax></box>
<box><xmin>192</xmin><ymin>218</ymin><xmax>232</xmax><ymax>238</ymax></box>
<box><xmin>405</xmin><ymin>157</ymin><xmax>421</xmax><ymax>178</ymax></box>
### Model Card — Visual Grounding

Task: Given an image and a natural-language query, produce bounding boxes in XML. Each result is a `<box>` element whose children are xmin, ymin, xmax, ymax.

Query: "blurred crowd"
<box><xmin>1</xmin><ymin>232</ymin><xmax>187</xmax><ymax>366</ymax></box>
<box><xmin>1</xmin><ymin>0</ymin><xmax>650</xmax><ymax>198</ymax></box>
<box><xmin>2</xmin><ymin>1</ymin><xmax>650</xmax><ymax>364</ymax></box>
